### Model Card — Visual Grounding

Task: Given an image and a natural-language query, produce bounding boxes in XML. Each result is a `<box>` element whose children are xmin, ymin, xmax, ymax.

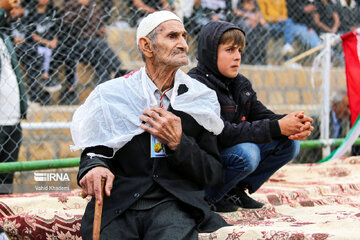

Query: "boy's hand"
<box><xmin>278</xmin><ymin>111</ymin><xmax>314</xmax><ymax>137</ymax></box>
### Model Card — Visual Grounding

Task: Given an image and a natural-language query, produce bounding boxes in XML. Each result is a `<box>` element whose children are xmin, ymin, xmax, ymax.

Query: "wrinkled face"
<box><xmin>152</xmin><ymin>20</ymin><xmax>189</xmax><ymax>67</ymax></box>
<box><xmin>334</xmin><ymin>96</ymin><xmax>350</xmax><ymax>120</ymax></box>
<box><xmin>217</xmin><ymin>41</ymin><xmax>242</xmax><ymax>79</ymax></box>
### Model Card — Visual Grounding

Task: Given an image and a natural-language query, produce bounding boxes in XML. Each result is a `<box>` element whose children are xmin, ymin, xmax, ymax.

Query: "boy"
<box><xmin>188</xmin><ymin>21</ymin><xmax>314</xmax><ymax>212</ymax></box>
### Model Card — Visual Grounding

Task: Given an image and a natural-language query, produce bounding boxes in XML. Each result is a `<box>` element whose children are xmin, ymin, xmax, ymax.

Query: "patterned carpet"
<box><xmin>1</xmin><ymin>157</ymin><xmax>360</xmax><ymax>239</ymax></box>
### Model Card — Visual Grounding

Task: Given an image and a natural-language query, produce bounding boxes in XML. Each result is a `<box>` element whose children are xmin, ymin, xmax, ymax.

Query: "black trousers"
<box><xmin>15</xmin><ymin>43</ymin><xmax>51</xmax><ymax>105</ymax></box>
<box><xmin>0</xmin><ymin>123</ymin><xmax>22</xmax><ymax>194</ymax></box>
<box><xmin>98</xmin><ymin>201</ymin><xmax>198</xmax><ymax>240</ymax></box>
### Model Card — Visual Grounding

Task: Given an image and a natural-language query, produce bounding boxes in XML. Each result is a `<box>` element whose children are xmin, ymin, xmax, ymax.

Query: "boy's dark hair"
<box><xmin>219</xmin><ymin>28</ymin><xmax>246</xmax><ymax>50</ymax></box>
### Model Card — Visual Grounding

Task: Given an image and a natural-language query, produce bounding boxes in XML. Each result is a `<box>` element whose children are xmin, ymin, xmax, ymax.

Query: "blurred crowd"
<box><xmin>182</xmin><ymin>0</ymin><xmax>360</xmax><ymax>65</ymax></box>
<box><xmin>2</xmin><ymin>0</ymin><xmax>360</xmax><ymax>105</ymax></box>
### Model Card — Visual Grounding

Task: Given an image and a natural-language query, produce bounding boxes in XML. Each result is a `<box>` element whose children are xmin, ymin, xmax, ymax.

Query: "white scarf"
<box><xmin>70</xmin><ymin>67</ymin><xmax>224</xmax><ymax>153</ymax></box>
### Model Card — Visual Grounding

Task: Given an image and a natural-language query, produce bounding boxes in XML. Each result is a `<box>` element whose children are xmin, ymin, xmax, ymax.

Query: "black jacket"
<box><xmin>77</xmin><ymin>105</ymin><xmax>228</xmax><ymax>238</ymax></box>
<box><xmin>188</xmin><ymin>21</ymin><xmax>284</xmax><ymax>149</ymax></box>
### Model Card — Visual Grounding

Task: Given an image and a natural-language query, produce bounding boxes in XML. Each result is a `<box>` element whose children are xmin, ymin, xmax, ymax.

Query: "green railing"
<box><xmin>0</xmin><ymin>158</ymin><xmax>80</xmax><ymax>173</ymax></box>
<box><xmin>300</xmin><ymin>138</ymin><xmax>360</xmax><ymax>148</ymax></box>
<box><xmin>0</xmin><ymin>138</ymin><xmax>359</xmax><ymax>173</ymax></box>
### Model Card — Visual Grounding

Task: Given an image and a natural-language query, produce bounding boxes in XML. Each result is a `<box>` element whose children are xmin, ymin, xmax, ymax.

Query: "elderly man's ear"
<box><xmin>138</xmin><ymin>37</ymin><xmax>154</xmax><ymax>58</ymax></box>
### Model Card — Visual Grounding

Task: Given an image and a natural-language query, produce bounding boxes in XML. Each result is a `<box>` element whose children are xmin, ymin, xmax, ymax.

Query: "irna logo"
<box><xmin>34</xmin><ymin>172</ymin><xmax>70</xmax><ymax>182</ymax></box>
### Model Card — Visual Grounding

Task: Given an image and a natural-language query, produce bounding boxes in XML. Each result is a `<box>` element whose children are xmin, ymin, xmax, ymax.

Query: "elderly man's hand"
<box><xmin>79</xmin><ymin>166</ymin><xmax>114</xmax><ymax>204</ymax></box>
<box><xmin>140</xmin><ymin>107</ymin><xmax>182</xmax><ymax>151</ymax></box>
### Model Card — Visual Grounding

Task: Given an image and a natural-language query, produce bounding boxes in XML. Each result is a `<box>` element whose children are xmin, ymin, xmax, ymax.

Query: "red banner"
<box><xmin>341</xmin><ymin>30</ymin><xmax>360</xmax><ymax>126</ymax></box>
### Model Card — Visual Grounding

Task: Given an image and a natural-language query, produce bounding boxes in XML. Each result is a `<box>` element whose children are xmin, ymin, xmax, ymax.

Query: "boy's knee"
<box><xmin>288</xmin><ymin>140</ymin><xmax>300</xmax><ymax>159</ymax></box>
<box><xmin>234</xmin><ymin>143</ymin><xmax>261</xmax><ymax>172</ymax></box>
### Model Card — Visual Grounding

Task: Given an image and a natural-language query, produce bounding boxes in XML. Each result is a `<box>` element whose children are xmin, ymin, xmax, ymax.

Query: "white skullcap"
<box><xmin>136</xmin><ymin>11</ymin><xmax>182</xmax><ymax>46</ymax></box>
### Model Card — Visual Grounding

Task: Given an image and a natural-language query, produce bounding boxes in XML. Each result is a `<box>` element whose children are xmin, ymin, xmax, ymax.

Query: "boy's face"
<box><xmin>217</xmin><ymin>41</ymin><xmax>242</xmax><ymax>79</ymax></box>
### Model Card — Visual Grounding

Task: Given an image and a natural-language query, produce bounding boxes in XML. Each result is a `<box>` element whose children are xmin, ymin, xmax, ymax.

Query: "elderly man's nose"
<box><xmin>179</xmin><ymin>38</ymin><xmax>189</xmax><ymax>52</ymax></box>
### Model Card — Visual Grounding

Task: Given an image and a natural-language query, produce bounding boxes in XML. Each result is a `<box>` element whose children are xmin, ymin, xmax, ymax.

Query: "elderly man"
<box><xmin>71</xmin><ymin>11</ymin><xmax>229</xmax><ymax>239</ymax></box>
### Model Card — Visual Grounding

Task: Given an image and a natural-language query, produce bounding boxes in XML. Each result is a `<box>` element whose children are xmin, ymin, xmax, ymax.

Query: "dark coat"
<box><xmin>78</xmin><ymin>105</ymin><xmax>229</xmax><ymax>238</ymax></box>
<box><xmin>188</xmin><ymin>21</ymin><xmax>284</xmax><ymax>149</ymax></box>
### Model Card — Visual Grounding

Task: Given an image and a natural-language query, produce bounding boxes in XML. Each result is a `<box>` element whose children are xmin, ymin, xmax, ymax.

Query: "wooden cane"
<box><xmin>93</xmin><ymin>178</ymin><xmax>105</xmax><ymax>240</ymax></box>
<box><xmin>81</xmin><ymin>178</ymin><xmax>105</xmax><ymax>240</ymax></box>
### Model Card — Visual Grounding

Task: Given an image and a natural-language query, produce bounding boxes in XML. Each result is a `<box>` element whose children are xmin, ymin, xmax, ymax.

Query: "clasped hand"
<box><xmin>139</xmin><ymin>106</ymin><xmax>182</xmax><ymax>151</ymax></box>
<box><xmin>279</xmin><ymin>111</ymin><xmax>314</xmax><ymax>140</ymax></box>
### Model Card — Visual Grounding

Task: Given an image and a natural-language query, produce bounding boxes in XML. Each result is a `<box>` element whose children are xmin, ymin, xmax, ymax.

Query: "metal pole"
<box><xmin>320</xmin><ymin>33</ymin><xmax>332</xmax><ymax>157</ymax></box>
<box><xmin>300</xmin><ymin>138</ymin><xmax>360</xmax><ymax>148</ymax></box>
<box><xmin>21</xmin><ymin>122</ymin><xmax>71</xmax><ymax>130</ymax></box>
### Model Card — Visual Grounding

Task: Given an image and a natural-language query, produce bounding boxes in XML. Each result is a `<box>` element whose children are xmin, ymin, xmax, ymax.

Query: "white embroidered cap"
<box><xmin>136</xmin><ymin>10</ymin><xmax>182</xmax><ymax>46</ymax></box>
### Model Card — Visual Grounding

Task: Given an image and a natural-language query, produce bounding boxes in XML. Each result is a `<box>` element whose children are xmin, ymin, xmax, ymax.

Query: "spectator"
<box><xmin>183</xmin><ymin>0</ymin><xmax>233</xmax><ymax>37</ymax></box>
<box><xmin>0</xmin><ymin>2</ymin><xmax>28</xmax><ymax>195</ymax></box>
<box><xmin>337</xmin><ymin>0</ymin><xmax>360</xmax><ymax>33</ymax></box>
<box><xmin>72</xmin><ymin>11</ymin><xmax>229</xmax><ymax>238</ymax></box>
<box><xmin>26</xmin><ymin>0</ymin><xmax>61</xmax><ymax>93</ymax></box>
<box><xmin>200</xmin><ymin>0</ymin><xmax>232</xmax><ymax>22</ymax></box>
<box><xmin>188</xmin><ymin>21</ymin><xmax>314</xmax><ymax>211</ymax></box>
<box><xmin>8</xmin><ymin>2</ymin><xmax>52</xmax><ymax>105</ymax></box>
<box><xmin>20</xmin><ymin>0</ymin><xmax>36</xmax><ymax>9</ymax></box>
<box><xmin>295</xmin><ymin>89</ymin><xmax>350</xmax><ymax>163</ymax></box>
<box><xmin>328</xmin><ymin>90</ymin><xmax>350</xmax><ymax>139</ymax></box>
<box><xmin>233</xmin><ymin>0</ymin><xmax>268</xmax><ymax>65</ymax></box>
<box><xmin>8</xmin><ymin>3</ymin><xmax>26</xmax><ymax>43</ymax></box>
<box><xmin>287</xmin><ymin>0</ymin><xmax>317</xmax><ymax>29</ymax></box>
<box><xmin>257</xmin><ymin>0</ymin><xmax>321</xmax><ymax>57</ymax></box>
<box><xmin>257</xmin><ymin>0</ymin><xmax>296</xmax><ymax>56</ymax></box>
<box><xmin>128</xmin><ymin>0</ymin><xmax>171</xmax><ymax>27</ymax></box>
<box><xmin>286</xmin><ymin>0</ymin><xmax>322</xmax><ymax>47</ymax></box>
<box><xmin>313</xmin><ymin>0</ymin><xmax>340</xmax><ymax>34</ymax></box>
<box><xmin>183</xmin><ymin>0</ymin><xmax>204</xmax><ymax>35</ymax></box>
<box><xmin>55</xmin><ymin>0</ymin><xmax>128</xmax><ymax>104</ymax></box>
<box><xmin>47</xmin><ymin>12</ymin><xmax>80</xmax><ymax>105</ymax></box>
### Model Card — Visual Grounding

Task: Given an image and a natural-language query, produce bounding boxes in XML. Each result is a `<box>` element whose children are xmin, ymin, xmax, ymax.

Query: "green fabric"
<box><xmin>319</xmin><ymin>114</ymin><xmax>360</xmax><ymax>163</ymax></box>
